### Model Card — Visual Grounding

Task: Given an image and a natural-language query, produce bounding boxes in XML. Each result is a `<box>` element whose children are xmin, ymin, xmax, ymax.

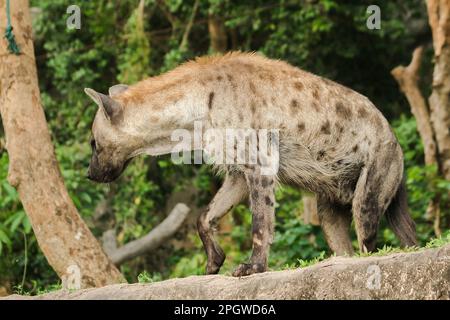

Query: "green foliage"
<box><xmin>0</xmin><ymin>1</ymin><xmax>447</xmax><ymax>295</ymax></box>
<box><xmin>297</xmin><ymin>251</ymin><xmax>327</xmax><ymax>268</ymax></box>
<box><xmin>425</xmin><ymin>230</ymin><xmax>450</xmax><ymax>249</ymax></box>
<box><xmin>393</xmin><ymin>116</ymin><xmax>450</xmax><ymax>244</ymax></box>
<box><xmin>137</xmin><ymin>271</ymin><xmax>162</xmax><ymax>283</ymax></box>
<box><xmin>117</xmin><ymin>1</ymin><xmax>152</xmax><ymax>83</ymax></box>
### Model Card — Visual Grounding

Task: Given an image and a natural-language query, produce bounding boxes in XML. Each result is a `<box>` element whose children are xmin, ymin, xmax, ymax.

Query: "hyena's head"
<box><xmin>85</xmin><ymin>85</ymin><xmax>141</xmax><ymax>183</ymax></box>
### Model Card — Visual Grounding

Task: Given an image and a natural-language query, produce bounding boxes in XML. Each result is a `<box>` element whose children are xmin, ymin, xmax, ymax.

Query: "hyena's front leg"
<box><xmin>233</xmin><ymin>168</ymin><xmax>275</xmax><ymax>277</ymax></box>
<box><xmin>197</xmin><ymin>173</ymin><xmax>248</xmax><ymax>274</ymax></box>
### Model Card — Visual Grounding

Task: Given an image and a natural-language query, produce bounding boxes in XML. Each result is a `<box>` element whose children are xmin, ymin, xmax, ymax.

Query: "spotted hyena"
<box><xmin>85</xmin><ymin>52</ymin><xmax>416</xmax><ymax>276</ymax></box>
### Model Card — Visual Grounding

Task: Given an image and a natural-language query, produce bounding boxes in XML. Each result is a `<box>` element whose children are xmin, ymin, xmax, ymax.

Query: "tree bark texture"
<box><xmin>427</xmin><ymin>0</ymin><xmax>450</xmax><ymax>180</ymax></box>
<box><xmin>0</xmin><ymin>0</ymin><xmax>125</xmax><ymax>288</ymax></box>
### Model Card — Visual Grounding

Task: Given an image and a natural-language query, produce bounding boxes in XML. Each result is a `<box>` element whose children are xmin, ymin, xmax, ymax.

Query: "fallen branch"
<box><xmin>103</xmin><ymin>203</ymin><xmax>190</xmax><ymax>265</ymax></box>
<box><xmin>391</xmin><ymin>46</ymin><xmax>438</xmax><ymax>166</ymax></box>
<box><xmin>5</xmin><ymin>244</ymin><xmax>450</xmax><ymax>300</ymax></box>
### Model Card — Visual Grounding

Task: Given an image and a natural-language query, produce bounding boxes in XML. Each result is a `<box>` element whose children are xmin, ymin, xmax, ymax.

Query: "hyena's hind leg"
<box><xmin>317</xmin><ymin>197</ymin><xmax>354</xmax><ymax>256</ymax></box>
<box><xmin>197</xmin><ymin>173</ymin><xmax>248</xmax><ymax>274</ymax></box>
<box><xmin>352</xmin><ymin>142</ymin><xmax>404</xmax><ymax>253</ymax></box>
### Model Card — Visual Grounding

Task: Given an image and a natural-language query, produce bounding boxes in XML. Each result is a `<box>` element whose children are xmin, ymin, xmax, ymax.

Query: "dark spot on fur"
<box><xmin>261</xmin><ymin>177</ymin><xmax>270</xmax><ymax>188</ymax></box>
<box><xmin>317</xmin><ymin>150</ymin><xmax>326</xmax><ymax>160</ymax></box>
<box><xmin>336</xmin><ymin>123</ymin><xmax>344</xmax><ymax>133</ymax></box>
<box><xmin>226</xmin><ymin>74</ymin><xmax>237</xmax><ymax>89</ymax></box>
<box><xmin>352</xmin><ymin>145</ymin><xmax>359</xmax><ymax>152</ymax></box>
<box><xmin>217</xmin><ymin>75</ymin><xmax>223</xmax><ymax>81</ymax></box>
<box><xmin>335</xmin><ymin>102</ymin><xmax>352</xmax><ymax>119</ymax></box>
<box><xmin>373</xmin><ymin>115</ymin><xmax>383</xmax><ymax>130</ymax></box>
<box><xmin>259</xmin><ymin>72</ymin><xmax>275</xmax><ymax>83</ymax></box>
<box><xmin>250</xmin><ymin>100</ymin><xmax>257</xmax><ymax>114</ymax></box>
<box><xmin>312</xmin><ymin>102</ymin><xmax>320</xmax><ymax>112</ymax></box>
<box><xmin>270</xmin><ymin>97</ymin><xmax>276</xmax><ymax>105</ymax></box>
<box><xmin>262</xmin><ymin>98</ymin><xmax>267</xmax><ymax>106</ymax></box>
<box><xmin>291</xmin><ymin>99</ymin><xmax>299</xmax><ymax>109</ymax></box>
<box><xmin>293</xmin><ymin>81</ymin><xmax>304</xmax><ymax>91</ymax></box>
<box><xmin>297</xmin><ymin>122</ymin><xmax>305</xmax><ymax>132</ymax></box>
<box><xmin>208</xmin><ymin>92</ymin><xmax>215</xmax><ymax>110</ymax></box>
<box><xmin>241</xmin><ymin>62</ymin><xmax>256</xmax><ymax>72</ymax></box>
<box><xmin>312</xmin><ymin>89</ymin><xmax>320</xmax><ymax>100</ymax></box>
<box><xmin>251</xmin><ymin>190</ymin><xmax>259</xmax><ymax>201</ymax></box>
<box><xmin>358</xmin><ymin>107</ymin><xmax>368</xmax><ymax>118</ymax></box>
<box><xmin>320</xmin><ymin>120</ymin><xmax>331</xmax><ymax>135</ymax></box>
<box><xmin>265</xmin><ymin>196</ymin><xmax>273</xmax><ymax>206</ymax></box>
<box><xmin>249</xmin><ymin>81</ymin><xmax>257</xmax><ymax>94</ymax></box>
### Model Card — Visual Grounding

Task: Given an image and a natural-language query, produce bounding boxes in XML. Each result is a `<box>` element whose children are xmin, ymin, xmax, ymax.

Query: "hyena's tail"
<box><xmin>385</xmin><ymin>178</ymin><xmax>417</xmax><ymax>247</ymax></box>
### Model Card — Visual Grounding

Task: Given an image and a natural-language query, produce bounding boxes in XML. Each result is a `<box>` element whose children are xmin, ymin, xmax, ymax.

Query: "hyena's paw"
<box><xmin>232</xmin><ymin>263</ymin><xmax>266</xmax><ymax>277</ymax></box>
<box><xmin>205</xmin><ymin>247</ymin><xmax>226</xmax><ymax>274</ymax></box>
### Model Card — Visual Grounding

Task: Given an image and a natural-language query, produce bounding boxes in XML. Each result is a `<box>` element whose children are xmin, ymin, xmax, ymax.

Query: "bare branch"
<box><xmin>426</xmin><ymin>0</ymin><xmax>449</xmax><ymax>57</ymax></box>
<box><xmin>391</xmin><ymin>46</ymin><xmax>438</xmax><ymax>166</ymax></box>
<box><xmin>106</xmin><ymin>203</ymin><xmax>190</xmax><ymax>265</ymax></box>
<box><xmin>179</xmin><ymin>0</ymin><xmax>200</xmax><ymax>51</ymax></box>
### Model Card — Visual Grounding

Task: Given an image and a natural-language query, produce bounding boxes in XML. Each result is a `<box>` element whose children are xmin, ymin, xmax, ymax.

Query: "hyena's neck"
<box><xmin>118</xmin><ymin>70</ymin><xmax>218</xmax><ymax>156</ymax></box>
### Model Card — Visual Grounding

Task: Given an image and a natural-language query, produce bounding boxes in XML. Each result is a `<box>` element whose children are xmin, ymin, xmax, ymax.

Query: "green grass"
<box><xmin>13</xmin><ymin>231</ymin><xmax>450</xmax><ymax>295</ymax></box>
<box><xmin>137</xmin><ymin>271</ymin><xmax>162</xmax><ymax>284</ymax></box>
<box><xmin>283</xmin><ymin>230</ymin><xmax>450</xmax><ymax>269</ymax></box>
<box><xmin>425</xmin><ymin>231</ymin><xmax>450</xmax><ymax>248</ymax></box>
<box><xmin>13</xmin><ymin>281</ymin><xmax>61</xmax><ymax>296</ymax></box>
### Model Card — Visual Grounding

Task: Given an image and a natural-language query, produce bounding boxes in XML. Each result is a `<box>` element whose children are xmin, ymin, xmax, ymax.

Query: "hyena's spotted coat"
<box><xmin>85</xmin><ymin>52</ymin><xmax>416</xmax><ymax>277</ymax></box>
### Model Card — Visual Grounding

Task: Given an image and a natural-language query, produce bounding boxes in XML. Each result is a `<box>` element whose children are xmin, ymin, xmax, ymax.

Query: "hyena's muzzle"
<box><xmin>87</xmin><ymin>142</ymin><xmax>132</xmax><ymax>183</ymax></box>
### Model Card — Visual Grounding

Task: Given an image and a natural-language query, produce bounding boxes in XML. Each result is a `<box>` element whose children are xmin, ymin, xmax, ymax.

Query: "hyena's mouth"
<box><xmin>87</xmin><ymin>158</ymin><xmax>133</xmax><ymax>183</ymax></box>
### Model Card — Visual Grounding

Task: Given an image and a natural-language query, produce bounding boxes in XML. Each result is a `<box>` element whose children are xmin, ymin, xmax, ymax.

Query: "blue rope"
<box><xmin>4</xmin><ymin>0</ymin><xmax>20</xmax><ymax>55</ymax></box>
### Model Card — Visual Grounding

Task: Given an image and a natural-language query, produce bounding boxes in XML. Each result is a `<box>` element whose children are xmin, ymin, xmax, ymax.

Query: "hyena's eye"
<box><xmin>90</xmin><ymin>138</ymin><xmax>96</xmax><ymax>151</ymax></box>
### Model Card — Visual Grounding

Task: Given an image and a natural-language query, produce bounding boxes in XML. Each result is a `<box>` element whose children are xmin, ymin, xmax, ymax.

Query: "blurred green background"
<box><xmin>0</xmin><ymin>0</ymin><xmax>449</xmax><ymax>294</ymax></box>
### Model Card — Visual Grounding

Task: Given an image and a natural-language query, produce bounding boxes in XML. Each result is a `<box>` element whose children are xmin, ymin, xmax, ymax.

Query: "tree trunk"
<box><xmin>427</xmin><ymin>0</ymin><xmax>450</xmax><ymax>181</ymax></box>
<box><xmin>0</xmin><ymin>0</ymin><xmax>125</xmax><ymax>289</ymax></box>
<box><xmin>208</xmin><ymin>14</ymin><xmax>228</xmax><ymax>53</ymax></box>
<box><xmin>5</xmin><ymin>244</ymin><xmax>450</xmax><ymax>300</ymax></box>
<box><xmin>391</xmin><ymin>47</ymin><xmax>442</xmax><ymax>235</ymax></box>
<box><xmin>302</xmin><ymin>193</ymin><xmax>320</xmax><ymax>226</ymax></box>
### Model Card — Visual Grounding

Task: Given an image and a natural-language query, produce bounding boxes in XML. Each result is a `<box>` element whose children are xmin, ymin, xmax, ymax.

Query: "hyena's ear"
<box><xmin>109</xmin><ymin>84</ymin><xmax>129</xmax><ymax>97</ymax></box>
<box><xmin>84</xmin><ymin>88</ymin><xmax>123</xmax><ymax>122</ymax></box>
